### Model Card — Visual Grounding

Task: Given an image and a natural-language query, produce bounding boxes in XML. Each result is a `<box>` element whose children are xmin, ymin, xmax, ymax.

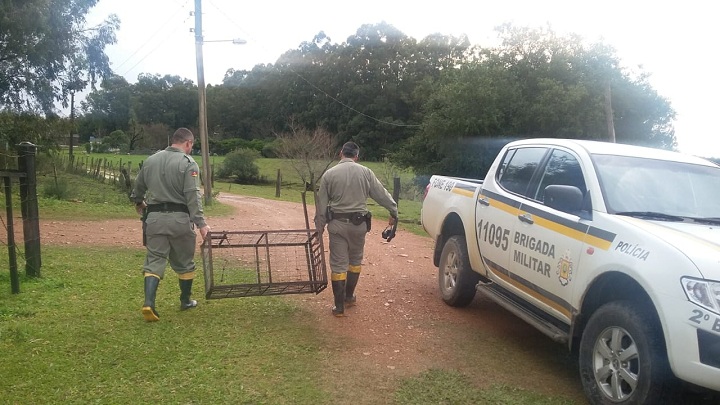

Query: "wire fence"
<box><xmin>0</xmin><ymin>143</ymin><xmax>41</xmax><ymax>294</ymax></box>
<box><xmin>54</xmin><ymin>154</ymin><xmax>141</xmax><ymax>193</ymax></box>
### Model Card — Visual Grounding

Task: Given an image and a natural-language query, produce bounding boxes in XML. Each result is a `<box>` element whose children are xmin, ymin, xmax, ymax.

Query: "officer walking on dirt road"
<box><xmin>315</xmin><ymin>141</ymin><xmax>398</xmax><ymax>317</ymax></box>
<box><xmin>130</xmin><ymin>127</ymin><xmax>211</xmax><ymax>322</ymax></box>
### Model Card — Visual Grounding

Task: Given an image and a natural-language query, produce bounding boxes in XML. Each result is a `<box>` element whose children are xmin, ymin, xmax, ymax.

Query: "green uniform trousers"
<box><xmin>143</xmin><ymin>211</ymin><xmax>197</xmax><ymax>279</ymax></box>
<box><xmin>327</xmin><ymin>218</ymin><xmax>367</xmax><ymax>275</ymax></box>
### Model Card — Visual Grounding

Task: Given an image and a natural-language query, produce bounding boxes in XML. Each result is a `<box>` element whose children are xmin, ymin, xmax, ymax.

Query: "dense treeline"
<box><xmin>2</xmin><ymin>4</ymin><xmax>677</xmax><ymax>177</ymax></box>
<box><xmin>76</xmin><ymin>23</ymin><xmax>676</xmax><ymax>177</ymax></box>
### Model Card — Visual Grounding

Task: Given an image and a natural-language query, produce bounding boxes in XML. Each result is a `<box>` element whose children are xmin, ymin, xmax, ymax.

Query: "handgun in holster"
<box><xmin>141</xmin><ymin>208</ymin><xmax>148</xmax><ymax>246</ymax></box>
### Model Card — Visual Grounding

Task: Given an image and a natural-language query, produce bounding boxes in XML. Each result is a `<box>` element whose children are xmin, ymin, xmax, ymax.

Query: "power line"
<box><xmin>116</xmin><ymin>0</ymin><xmax>192</xmax><ymax>75</ymax></box>
<box><xmin>121</xmin><ymin>13</ymin><xmax>194</xmax><ymax>78</ymax></box>
<box><xmin>291</xmin><ymin>71</ymin><xmax>421</xmax><ymax>128</ymax></box>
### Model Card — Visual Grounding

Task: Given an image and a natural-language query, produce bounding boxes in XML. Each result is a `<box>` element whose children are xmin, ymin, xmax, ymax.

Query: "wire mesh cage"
<box><xmin>201</xmin><ymin>229</ymin><xmax>328</xmax><ymax>299</ymax></box>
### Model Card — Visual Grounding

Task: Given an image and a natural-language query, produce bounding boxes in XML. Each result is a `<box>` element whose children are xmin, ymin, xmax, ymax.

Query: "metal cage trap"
<box><xmin>200</xmin><ymin>194</ymin><xmax>328</xmax><ymax>299</ymax></box>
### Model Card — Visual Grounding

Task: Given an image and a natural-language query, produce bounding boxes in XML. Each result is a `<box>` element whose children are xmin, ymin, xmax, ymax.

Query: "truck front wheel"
<box><xmin>579</xmin><ymin>301</ymin><xmax>676</xmax><ymax>404</ymax></box>
<box><xmin>438</xmin><ymin>235</ymin><xmax>479</xmax><ymax>307</ymax></box>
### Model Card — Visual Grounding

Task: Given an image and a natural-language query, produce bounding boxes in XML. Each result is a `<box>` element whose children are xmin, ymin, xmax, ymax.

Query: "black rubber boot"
<box><xmin>142</xmin><ymin>276</ymin><xmax>160</xmax><ymax>322</ymax></box>
<box><xmin>179</xmin><ymin>279</ymin><xmax>198</xmax><ymax>310</ymax></box>
<box><xmin>345</xmin><ymin>272</ymin><xmax>360</xmax><ymax>307</ymax></box>
<box><xmin>331</xmin><ymin>280</ymin><xmax>346</xmax><ymax>317</ymax></box>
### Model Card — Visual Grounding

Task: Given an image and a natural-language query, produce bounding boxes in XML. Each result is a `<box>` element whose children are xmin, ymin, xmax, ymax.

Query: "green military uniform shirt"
<box><xmin>130</xmin><ymin>146</ymin><xmax>206</xmax><ymax>228</ymax></box>
<box><xmin>315</xmin><ymin>157</ymin><xmax>398</xmax><ymax>231</ymax></box>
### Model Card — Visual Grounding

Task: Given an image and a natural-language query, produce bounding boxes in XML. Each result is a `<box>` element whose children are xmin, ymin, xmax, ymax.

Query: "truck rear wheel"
<box><xmin>438</xmin><ymin>235</ymin><xmax>479</xmax><ymax>307</ymax></box>
<box><xmin>579</xmin><ymin>301</ymin><xmax>676</xmax><ymax>404</ymax></box>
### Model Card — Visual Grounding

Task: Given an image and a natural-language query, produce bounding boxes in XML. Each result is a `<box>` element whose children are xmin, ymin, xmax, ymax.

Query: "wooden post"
<box><xmin>17</xmin><ymin>142</ymin><xmax>41</xmax><ymax>277</ymax></box>
<box><xmin>275</xmin><ymin>169</ymin><xmax>281</xmax><ymax>197</ymax></box>
<box><xmin>4</xmin><ymin>176</ymin><xmax>19</xmax><ymax>293</ymax></box>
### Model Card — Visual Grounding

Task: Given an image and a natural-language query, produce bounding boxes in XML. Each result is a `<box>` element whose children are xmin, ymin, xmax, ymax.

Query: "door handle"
<box><xmin>518</xmin><ymin>213</ymin><xmax>534</xmax><ymax>224</ymax></box>
<box><xmin>477</xmin><ymin>197</ymin><xmax>490</xmax><ymax>206</ymax></box>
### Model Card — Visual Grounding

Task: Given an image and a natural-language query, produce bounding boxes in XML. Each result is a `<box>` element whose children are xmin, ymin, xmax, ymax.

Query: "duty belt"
<box><xmin>146</xmin><ymin>202</ymin><xmax>189</xmax><ymax>214</ymax></box>
<box><xmin>332</xmin><ymin>212</ymin><xmax>364</xmax><ymax>220</ymax></box>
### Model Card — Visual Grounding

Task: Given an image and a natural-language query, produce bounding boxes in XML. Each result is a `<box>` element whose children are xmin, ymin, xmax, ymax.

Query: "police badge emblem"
<box><xmin>557</xmin><ymin>251</ymin><xmax>573</xmax><ymax>286</ymax></box>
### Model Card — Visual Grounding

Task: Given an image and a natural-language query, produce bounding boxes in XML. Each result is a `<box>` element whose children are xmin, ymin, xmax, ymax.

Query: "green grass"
<box><xmin>64</xmin><ymin>154</ymin><xmax>426</xmax><ymax>235</ymax></box>
<box><xmin>0</xmin><ymin>173</ymin><xmax>582</xmax><ymax>404</ymax></box>
<box><xmin>2</xmin><ymin>171</ymin><xmax>234</xmax><ymax>221</ymax></box>
<box><xmin>394</xmin><ymin>369</ymin><xmax>576</xmax><ymax>404</ymax></box>
<box><xmin>0</xmin><ymin>247</ymin><xmax>327</xmax><ymax>404</ymax></box>
<box><xmin>0</xmin><ymin>246</ymin><xmax>579</xmax><ymax>405</ymax></box>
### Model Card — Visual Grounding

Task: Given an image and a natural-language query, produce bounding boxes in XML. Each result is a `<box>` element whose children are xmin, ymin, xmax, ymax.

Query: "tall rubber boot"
<box><xmin>179</xmin><ymin>278</ymin><xmax>198</xmax><ymax>310</ymax></box>
<box><xmin>345</xmin><ymin>265</ymin><xmax>361</xmax><ymax>307</ymax></box>
<box><xmin>330</xmin><ymin>272</ymin><xmax>347</xmax><ymax>317</ymax></box>
<box><xmin>142</xmin><ymin>275</ymin><xmax>160</xmax><ymax>322</ymax></box>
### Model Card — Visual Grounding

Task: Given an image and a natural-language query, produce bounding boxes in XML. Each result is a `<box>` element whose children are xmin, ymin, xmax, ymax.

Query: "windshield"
<box><xmin>593</xmin><ymin>154</ymin><xmax>720</xmax><ymax>219</ymax></box>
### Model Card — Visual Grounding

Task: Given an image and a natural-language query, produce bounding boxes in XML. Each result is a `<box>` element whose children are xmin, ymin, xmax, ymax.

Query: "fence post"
<box><xmin>275</xmin><ymin>169</ymin><xmax>281</xmax><ymax>197</ymax></box>
<box><xmin>4</xmin><ymin>176</ymin><xmax>19</xmax><ymax>293</ymax></box>
<box><xmin>18</xmin><ymin>142</ymin><xmax>41</xmax><ymax>277</ymax></box>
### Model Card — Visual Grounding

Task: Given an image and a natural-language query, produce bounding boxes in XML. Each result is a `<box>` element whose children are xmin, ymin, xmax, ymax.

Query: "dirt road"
<box><xmin>37</xmin><ymin>192</ymin><xmax>587</xmax><ymax>403</ymax></box>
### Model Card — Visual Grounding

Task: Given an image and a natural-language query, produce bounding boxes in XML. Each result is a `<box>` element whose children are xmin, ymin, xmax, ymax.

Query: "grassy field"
<box><xmin>0</xmin><ymin>168</ymin><xmax>578</xmax><ymax>404</ymax></box>
<box><xmin>39</xmin><ymin>153</ymin><xmax>425</xmax><ymax>233</ymax></box>
<box><xmin>0</xmin><ymin>247</ymin><xmax>574</xmax><ymax>404</ymax></box>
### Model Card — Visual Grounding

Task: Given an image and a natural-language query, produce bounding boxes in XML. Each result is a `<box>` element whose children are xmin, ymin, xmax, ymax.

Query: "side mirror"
<box><xmin>544</xmin><ymin>185</ymin><xmax>584</xmax><ymax>213</ymax></box>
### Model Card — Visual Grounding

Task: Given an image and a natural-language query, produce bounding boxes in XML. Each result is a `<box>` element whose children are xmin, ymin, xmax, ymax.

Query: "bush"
<box><xmin>261</xmin><ymin>141</ymin><xmax>279</xmax><ymax>158</ymax></box>
<box><xmin>211</xmin><ymin>138</ymin><xmax>270</xmax><ymax>155</ymax></box>
<box><xmin>216</xmin><ymin>148</ymin><xmax>261</xmax><ymax>183</ymax></box>
<box><xmin>42</xmin><ymin>177</ymin><xmax>75</xmax><ymax>200</ymax></box>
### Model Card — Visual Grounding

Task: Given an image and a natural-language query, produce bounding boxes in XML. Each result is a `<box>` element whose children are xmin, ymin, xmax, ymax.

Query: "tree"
<box><xmin>0</xmin><ymin>111</ymin><xmax>71</xmax><ymax>156</ymax></box>
<box><xmin>132</xmin><ymin>74</ymin><xmax>198</xmax><ymax>128</ymax></box>
<box><xmin>274</xmin><ymin>124</ymin><xmax>338</xmax><ymax>191</ymax></box>
<box><xmin>127</xmin><ymin>108</ymin><xmax>144</xmax><ymax>151</ymax></box>
<box><xmin>103</xmin><ymin>130</ymin><xmax>128</xmax><ymax>150</ymax></box>
<box><xmin>0</xmin><ymin>0</ymin><xmax>119</xmax><ymax>113</ymax></box>
<box><xmin>80</xmin><ymin>75</ymin><xmax>133</xmax><ymax>134</ymax></box>
<box><xmin>395</xmin><ymin>24</ymin><xmax>676</xmax><ymax>177</ymax></box>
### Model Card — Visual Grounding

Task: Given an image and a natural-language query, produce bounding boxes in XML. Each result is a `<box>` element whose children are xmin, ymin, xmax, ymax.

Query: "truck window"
<box><xmin>533</xmin><ymin>149</ymin><xmax>586</xmax><ymax>202</ymax></box>
<box><xmin>497</xmin><ymin>147</ymin><xmax>547</xmax><ymax>196</ymax></box>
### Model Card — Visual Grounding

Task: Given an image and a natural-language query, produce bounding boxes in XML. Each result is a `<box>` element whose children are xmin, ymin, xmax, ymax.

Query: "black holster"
<box><xmin>141</xmin><ymin>208</ymin><xmax>148</xmax><ymax>246</ymax></box>
<box><xmin>363</xmin><ymin>212</ymin><xmax>372</xmax><ymax>233</ymax></box>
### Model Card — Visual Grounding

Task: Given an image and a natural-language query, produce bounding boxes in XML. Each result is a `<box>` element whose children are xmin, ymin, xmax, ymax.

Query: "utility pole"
<box><xmin>604</xmin><ymin>79</ymin><xmax>616</xmax><ymax>143</ymax></box>
<box><xmin>69</xmin><ymin>92</ymin><xmax>75</xmax><ymax>159</ymax></box>
<box><xmin>194</xmin><ymin>0</ymin><xmax>212</xmax><ymax>205</ymax></box>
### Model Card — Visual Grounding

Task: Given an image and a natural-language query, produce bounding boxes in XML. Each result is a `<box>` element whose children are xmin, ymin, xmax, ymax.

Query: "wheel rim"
<box><xmin>442</xmin><ymin>250</ymin><xmax>458</xmax><ymax>293</ymax></box>
<box><xmin>592</xmin><ymin>326</ymin><xmax>640</xmax><ymax>402</ymax></box>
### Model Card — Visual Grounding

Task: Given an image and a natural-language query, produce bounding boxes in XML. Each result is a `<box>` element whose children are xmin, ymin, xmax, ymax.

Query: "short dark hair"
<box><xmin>341</xmin><ymin>141</ymin><xmax>360</xmax><ymax>158</ymax></box>
<box><xmin>171</xmin><ymin>128</ymin><xmax>194</xmax><ymax>144</ymax></box>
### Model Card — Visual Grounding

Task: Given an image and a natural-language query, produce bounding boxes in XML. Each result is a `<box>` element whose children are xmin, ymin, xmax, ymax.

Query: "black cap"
<box><xmin>341</xmin><ymin>141</ymin><xmax>360</xmax><ymax>158</ymax></box>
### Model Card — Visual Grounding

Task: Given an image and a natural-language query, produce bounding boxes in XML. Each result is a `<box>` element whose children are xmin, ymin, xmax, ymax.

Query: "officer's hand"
<box><xmin>135</xmin><ymin>201</ymin><xmax>146</xmax><ymax>215</ymax></box>
<box><xmin>388</xmin><ymin>216</ymin><xmax>397</xmax><ymax>226</ymax></box>
<box><xmin>199</xmin><ymin>225</ymin><xmax>211</xmax><ymax>241</ymax></box>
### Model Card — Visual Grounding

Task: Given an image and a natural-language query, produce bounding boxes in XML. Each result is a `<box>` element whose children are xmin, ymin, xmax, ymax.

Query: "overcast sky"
<box><xmin>86</xmin><ymin>0</ymin><xmax>719</xmax><ymax>158</ymax></box>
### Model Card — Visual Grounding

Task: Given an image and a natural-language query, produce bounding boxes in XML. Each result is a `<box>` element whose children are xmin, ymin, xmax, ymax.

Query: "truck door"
<box><xmin>513</xmin><ymin>148</ymin><xmax>587</xmax><ymax>323</ymax></box>
<box><xmin>475</xmin><ymin>146</ymin><xmax>549</xmax><ymax>282</ymax></box>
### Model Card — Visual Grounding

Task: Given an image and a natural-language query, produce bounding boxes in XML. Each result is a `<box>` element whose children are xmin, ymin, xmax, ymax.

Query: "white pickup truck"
<box><xmin>421</xmin><ymin>138</ymin><xmax>720</xmax><ymax>404</ymax></box>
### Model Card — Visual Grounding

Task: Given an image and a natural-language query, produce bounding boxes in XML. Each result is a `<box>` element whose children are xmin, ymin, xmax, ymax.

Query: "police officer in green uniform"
<box><xmin>130</xmin><ymin>128</ymin><xmax>211</xmax><ymax>322</ymax></box>
<box><xmin>315</xmin><ymin>141</ymin><xmax>397</xmax><ymax>317</ymax></box>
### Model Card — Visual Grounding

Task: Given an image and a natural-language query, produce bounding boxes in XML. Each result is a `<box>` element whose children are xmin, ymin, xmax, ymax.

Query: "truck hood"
<box><xmin>616</xmin><ymin>216</ymin><xmax>720</xmax><ymax>279</ymax></box>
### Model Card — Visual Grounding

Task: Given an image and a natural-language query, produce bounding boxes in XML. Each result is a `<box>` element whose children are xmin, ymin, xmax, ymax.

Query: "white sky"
<box><xmin>86</xmin><ymin>0</ymin><xmax>719</xmax><ymax>158</ymax></box>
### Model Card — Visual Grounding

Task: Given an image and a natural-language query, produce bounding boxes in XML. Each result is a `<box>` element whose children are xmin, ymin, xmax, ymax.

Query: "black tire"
<box><xmin>579</xmin><ymin>301</ymin><xmax>676</xmax><ymax>405</ymax></box>
<box><xmin>438</xmin><ymin>235</ymin><xmax>480</xmax><ymax>307</ymax></box>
